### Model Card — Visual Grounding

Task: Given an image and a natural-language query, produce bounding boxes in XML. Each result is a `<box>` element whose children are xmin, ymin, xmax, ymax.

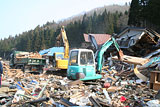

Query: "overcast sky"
<box><xmin>0</xmin><ymin>0</ymin><xmax>131</xmax><ymax>39</ymax></box>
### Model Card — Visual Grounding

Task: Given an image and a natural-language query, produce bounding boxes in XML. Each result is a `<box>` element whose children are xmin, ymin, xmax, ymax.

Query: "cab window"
<box><xmin>69</xmin><ymin>51</ymin><xmax>78</xmax><ymax>66</ymax></box>
<box><xmin>80</xmin><ymin>52</ymin><xmax>94</xmax><ymax>65</ymax></box>
<box><xmin>56</xmin><ymin>54</ymin><xmax>64</xmax><ymax>59</ymax></box>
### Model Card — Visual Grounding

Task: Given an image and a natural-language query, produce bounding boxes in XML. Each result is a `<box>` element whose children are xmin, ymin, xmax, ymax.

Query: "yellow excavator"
<box><xmin>53</xmin><ymin>26</ymin><xmax>69</xmax><ymax>70</ymax></box>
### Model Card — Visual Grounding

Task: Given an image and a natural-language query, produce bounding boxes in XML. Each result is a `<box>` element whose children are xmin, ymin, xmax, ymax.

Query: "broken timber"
<box><xmin>112</xmin><ymin>55</ymin><xmax>149</xmax><ymax>81</ymax></box>
<box><xmin>112</xmin><ymin>55</ymin><xmax>149</xmax><ymax>66</ymax></box>
<box><xmin>89</xmin><ymin>96</ymin><xmax>102</xmax><ymax>107</ymax></box>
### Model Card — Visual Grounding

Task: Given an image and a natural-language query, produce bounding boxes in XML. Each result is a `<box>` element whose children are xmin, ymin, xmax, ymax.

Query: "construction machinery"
<box><xmin>53</xmin><ymin>26</ymin><xmax>69</xmax><ymax>70</ymax></box>
<box><xmin>67</xmin><ymin>36</ymin><xmax>123</xmax><ymax>80</ymax></box>
<box><xmin>10</xmin><ymin>51</ymin><xmax>46</xmax><ymax>73</ymax></box>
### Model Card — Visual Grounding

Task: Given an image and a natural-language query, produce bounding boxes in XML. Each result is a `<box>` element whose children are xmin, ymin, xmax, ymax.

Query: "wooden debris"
<box><xmin>16</xmin><ymin>82</ymin><xmax>31</xmax><ymax>95</ymax></box>
<box><xmin>112</xmin><ymin>55</ymin><xmax>149</xmax><ymax>65</ymax></box>
<box><xmin>150</xmin><ymin>71</ymin><xmax>160</xmax><ymax>91</ymax></box>
<box><xmin>107</xmin><ymin>86</ymin><xmax>121</xmax><ymax>92</ymax></box>
<box><xmin>68</xmin><ymin>80</ymin><xmax>83</xmax><ymax>87</ymax></box>
<box><xmin>0</xmin><ymin>57</ymin><xmax>158</xmax><ymax>107</ymax></box>
<box><xmin>134</xmin><ymin>65</ymin><xmax>148</xmax><ymax>81</ymax></box>
<box><xmin>89</xmin><ymin>96</ymin><xmax>102</xmax><ymax>107</ymax></box>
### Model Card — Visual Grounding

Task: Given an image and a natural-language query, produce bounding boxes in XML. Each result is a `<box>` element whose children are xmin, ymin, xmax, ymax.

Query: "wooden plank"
<box><xmin>150</xmin><ymin>72</ymin><xmax>156</xmax><ymax>83</ymax></box>
<box><xmin>104</xmin><ymin>75</ymin><xmax>117</xmax><ymax>81</ymax></box>
<box><xmin>150</xmin><ymin>71</ymin><xmax>160</xmax><ymax>90</ymax></box>
<box><xmin>59</xmin><ymin>101</ymin><xmax>70</xmax><ymax>107</ymax></box>
<box><xmin>89</xmin><ymin>96</ymin><xmax>102</xmax><ymax>107</ymax></box>
<box><xmin>68</xmin><ymin>80</ymin><xmax>83</xmax><ymax>87</ymax></box>
<box><xmin>158</xmin><ymin>73</ymin><xmax>160</xmax><ymax>82</ymax></box>
<box><xmin>151</xmin><ymin>71</ymin><xmax>160</xmax><ymax>73</ymax></box>
<box><xmin>45</xmin><ymin>90</ymin><xmax>50</xmax><ymax>97</ymax></box>
<box><xmin>107</xmin><ymin>86</ymin><xmax>121</xmax><ymax>92</ymax></box>
<box><xmin>16</xmin><ymin>82</ymin><xmax>31</xmax><ymax>95</ymax></box>
<box><xmin>112</xmin><ymin>55</ymin><xmax>149</xmax><ymax>65</ymax></box>
<box><xmin>153</xmin><ymin>83</ymin><xmax>160</xmax><ymax>91</ymax></box>
<box><xmin>134</xmin><ymin>66</ymin><xmax>148</xmax><ymax>81</ymax></box>
<box><xmin>70</xmin><ymin>92</ymin><xmax>85</xmax><ymax>99</ymax></box>
<box><xmin>150</xmin><ymin>83</ymin><xmax>153</xmax><ymax>89</ymax></box>
<box><xmin>155</xmin><ymin>73</ymin><xmax>158</xmax><ymax>82</ymax></box>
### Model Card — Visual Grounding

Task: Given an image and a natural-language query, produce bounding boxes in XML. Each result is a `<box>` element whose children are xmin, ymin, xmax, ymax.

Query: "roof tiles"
<box><xmin>83</xmin><ymin>33</ymin><xmax>111</xmax><ymax>45</ymax></box>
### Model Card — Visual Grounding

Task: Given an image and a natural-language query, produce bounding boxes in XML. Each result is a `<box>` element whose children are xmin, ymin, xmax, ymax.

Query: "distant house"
<box><xmin>116</xmin><ymin>27</ymin><xmax>160</xmax><ymax>56</ymax></box>
<box><xmin>82</xmin><ymin>33</ymin><xmax>111</xmax><ymax>48</ymax></box>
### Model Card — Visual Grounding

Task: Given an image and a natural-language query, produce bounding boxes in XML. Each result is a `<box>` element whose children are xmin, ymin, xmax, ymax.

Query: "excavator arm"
<box><xmin>88</xmin><ymin>34</ymin><xmax>99</xmax><ymax>61</ymax></box>
<box><xmin>61</xmin><ymin>26</ymin><xmax>69</xmax><ymax>59</ymax></box>
<box><xmin>88</xmin><ymin>34</ymin><xmax>99</xmax><ymax>51</ymax></box>
<box><xmin>97</xmin><ymin>36</ymin><xmax>124</xmax><ymax>73</ymax></box>
<box><xmin>55</xmin><ymin>26</ymin><xmax>69</xmax><ymax>59</ymax></box>
<box><xmin>55</xmin><ymin>34</ymin><xmax>61</xmax><ymax>47</ymax></box>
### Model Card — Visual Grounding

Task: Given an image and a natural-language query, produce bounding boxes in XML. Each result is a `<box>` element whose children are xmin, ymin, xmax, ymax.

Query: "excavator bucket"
<box><xmin>118</xmin><ymin>49</ymin><xmax>124</xmax><ymax>61</ymax></box>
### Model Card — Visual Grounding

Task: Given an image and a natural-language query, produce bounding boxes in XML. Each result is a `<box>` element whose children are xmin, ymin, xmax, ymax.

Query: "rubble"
<box><xmin>0</xmin><ymin>60</ymin><xmax>158</xmax><ymax>107</ymax></box>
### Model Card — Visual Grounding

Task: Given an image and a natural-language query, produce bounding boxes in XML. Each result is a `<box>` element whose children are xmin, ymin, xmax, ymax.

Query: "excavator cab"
<box><xmin>53</xmin><ymin>26</ymin><xmax>69</xmax><ymax>70</ymax></box>
<box><xmin>67</xmin><ymin>49</ymin><xmax>102</xmax><ymax>80</ymax></box>
<box><xmin>67</xmin><ymin>36</ymin><xmax>123</xmax><ymax>80</ymax></box>
<box><xmin>54</xmin><ymin>52</ymin><xmax>68</xmax><ymax>69</ymax></box>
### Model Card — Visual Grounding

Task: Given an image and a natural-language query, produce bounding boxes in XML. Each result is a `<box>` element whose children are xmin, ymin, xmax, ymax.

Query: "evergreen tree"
<box><xmin>128</xmin><ymin>0</ymin><xmax>160</xmax><ymax>31</ymax></box>
<box><xmin>128</xmin><ymin>0</ymin><xmax>141</xmax><ymax>26</ymax></box>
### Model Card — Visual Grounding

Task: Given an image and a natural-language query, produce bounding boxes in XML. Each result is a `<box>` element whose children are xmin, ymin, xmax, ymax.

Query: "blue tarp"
<box><xmin>39</xmin><ymin>47</ymin><xmax>64</xmax><ymax>56</ymax></box>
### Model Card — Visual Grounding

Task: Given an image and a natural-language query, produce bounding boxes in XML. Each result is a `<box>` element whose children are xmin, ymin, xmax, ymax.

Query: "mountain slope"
<box><xmin>0</xmin><ymin>5</ymin><xmax>129</xmax><ymax>58</ymax></box>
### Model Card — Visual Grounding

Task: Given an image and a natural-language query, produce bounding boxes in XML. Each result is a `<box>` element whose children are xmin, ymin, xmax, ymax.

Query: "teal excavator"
<box><xmin>67</xmin><ymin>34</ymin><xmax>123</xmax><ymax>80</ymax></box>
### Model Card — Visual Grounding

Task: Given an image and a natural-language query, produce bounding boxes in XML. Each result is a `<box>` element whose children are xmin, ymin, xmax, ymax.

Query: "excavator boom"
<box><xmin>97</xmin><ymin>39</ymin><xmax>113</xmax><ymax>72</ymax></box>
<box><xmin>55</xmin><ymin>26</ymin><xmax>69</xmax><ymax>59</ymax></box>
<box><xmin>88</xmin><ymin>34</ymin><xmax>123</xmax><ymax>73</ymax></box>
<box><xmin>53</xmin><ymin>26</ymin><xmax>69</xmax><ymax>70</ymax></box>
<box><xmin>61</xmin><ymin>27</ymin><xmax>69</xmax><ymax>58</ymax></box>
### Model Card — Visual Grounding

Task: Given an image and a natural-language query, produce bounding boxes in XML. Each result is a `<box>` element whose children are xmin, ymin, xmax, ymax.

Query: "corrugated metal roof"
<box><xmin>39</xmin><ymin>47</ymin><xmax>64</xmax><ymax>56</ymax></box>
<box><xmin>116</xmin><ymin>27</ymin><xmax>160</xmax><ymax>48</ymax></box>
<box><xmin>83</xmin><ymin>33</ymin><xmax>111</xmax><ymax>45</ymax></box>
<box><xmin>117</xmin><ymin>27</ymin><xmax>160</xmax><ymax>38</ymax></box>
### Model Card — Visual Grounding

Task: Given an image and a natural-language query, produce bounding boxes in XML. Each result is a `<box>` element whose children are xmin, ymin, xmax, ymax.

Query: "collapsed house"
<box><xmin>116</xmin><ymin>27</ymin><xmax>160</xmax><ymax>57</ymax></box>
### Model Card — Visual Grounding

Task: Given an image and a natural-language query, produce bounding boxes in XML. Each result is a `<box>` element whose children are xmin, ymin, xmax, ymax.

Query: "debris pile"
<box><xmin>15</xmin><ymin>51</ymin><xmax>42</xmax><ymax>59</ymax></box>
<box><xmin>0</xmin><ymin>61</ymin><xmax>159</xmax><ymax>107</ymax></box>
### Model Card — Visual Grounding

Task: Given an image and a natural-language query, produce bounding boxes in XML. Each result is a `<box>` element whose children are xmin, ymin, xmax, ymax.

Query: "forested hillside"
<box><xmin>59</xmin><ymin>5</ymin><xmax>129</xmax><ymax>26</ymax></box>
<box><xmin>0</xmin><ymin>5</ymin><xmax>129</xmax><ymax>58</ymax></box>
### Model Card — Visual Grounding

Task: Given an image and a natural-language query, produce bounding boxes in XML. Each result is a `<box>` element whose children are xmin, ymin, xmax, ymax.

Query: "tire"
<box><xmin>76</xmin><ymin>72</ymin><xmax>85</xmax><ymax>80</ymax></box>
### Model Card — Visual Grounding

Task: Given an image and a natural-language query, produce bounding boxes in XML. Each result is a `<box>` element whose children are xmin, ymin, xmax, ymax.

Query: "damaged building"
<box><xmin>116</xmin><ymin>27</ymin><xmax>160</xmax><ymax>57</ymax></box>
